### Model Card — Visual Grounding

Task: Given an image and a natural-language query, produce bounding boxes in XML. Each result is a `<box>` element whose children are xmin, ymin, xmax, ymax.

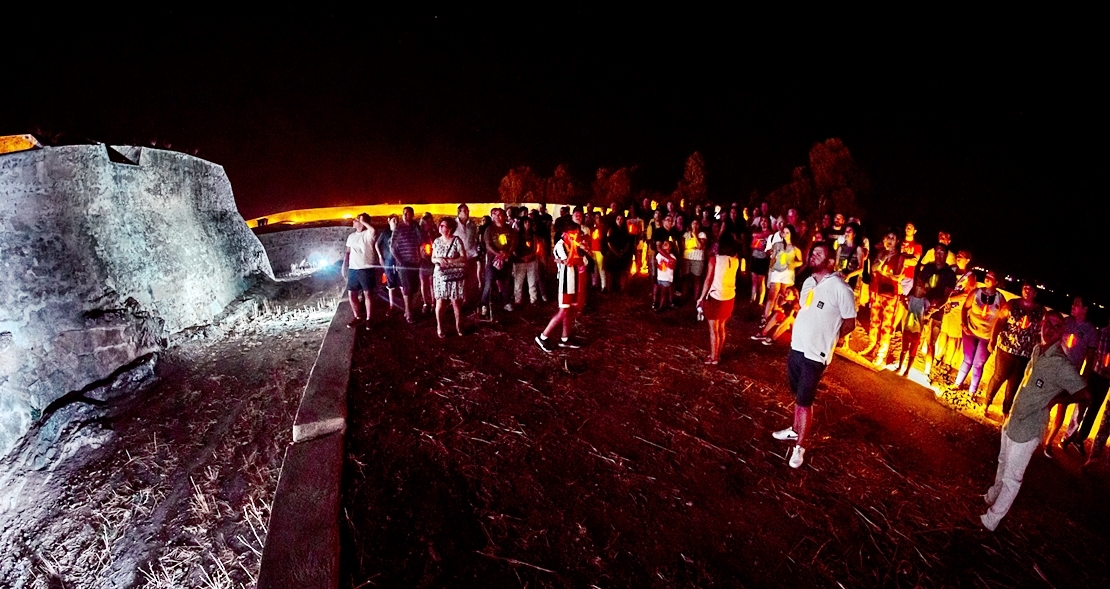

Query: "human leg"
<box><xmin>982</xmin><ymin>350</ymin><xmax>1017</xmax><ymax>410</ymax></box>
<box><xmin>955</xmin><ymin>333</ymin><xmax>976</xmax><ymax>387</ymax></box>
<box><xmin>451</xmin><ymin>299</ymin><xmax>464</xmax><ymax>335</ymax></box>
<box><xmin>764</xmin><ymin>282</ymin><xmax>783</xmax><ymax>320</ymax></box>
<box><xmin>513</xmin><ymin>262</ymin><xmax>527</xmax><ymax>305</ymax></box>
<box><xmin>348</xmin><ymin>290</ymin><xmax>363</xmax><ymax>321</ymax></box>
<box><xmin>706</xmin><ymin>319</ymin><xmax>719</xmax><ymax>362</ymax></box>
<box><xmin>435</xmin><ymin>299</ymin><xmax>446</xmax><ymax>336</ymax></box>
<box><xmin>1001</xmin><ymin>356</ymin><xmax>1029</xmax><ymax>416</ymax></box>
<box><xmin>981</xmin><ymin>432</ymin><xmax>1039</xmax><ymax>531</ymax></box>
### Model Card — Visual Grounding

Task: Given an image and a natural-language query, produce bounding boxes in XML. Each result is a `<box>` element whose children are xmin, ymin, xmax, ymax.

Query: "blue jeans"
<box><xmin>956</xmin><ymin>334</ymin><xmax>991</xmax><ymax>394</ymax></box>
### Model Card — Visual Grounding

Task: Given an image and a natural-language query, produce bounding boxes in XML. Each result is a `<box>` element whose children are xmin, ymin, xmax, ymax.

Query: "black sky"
<box><xmin>3</xmin><ymin>9</ymin><xmax>1103</xmax><ymax>301</ymax></box>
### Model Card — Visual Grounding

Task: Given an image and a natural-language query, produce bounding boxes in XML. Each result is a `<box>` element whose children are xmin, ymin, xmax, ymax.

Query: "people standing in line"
<box><xmin>681</xmin><ymin>218</ymin><xmax>708</xmax><ymax>308</ymax></box>
<box><xmin>390</xmin><ymin>206</ymin><xmax>425</xmax><ymax>324</ymax></box>
<box><xmin>455</xmin><ymin>204</ymin><xmax>481</xmax><ymax>306</ymax></box>
<box><xmin>1043</xmin><ymin>296</ymin><xmax>1097</xmax><ymax>456</ymax></box>
<box><xmin>772</xmin><ymin>242</ymin><xmax>857</xmax><ymax>468</ymax></box>
<box><xmin>603</xmin><ymin>214</ymin><xmax>634</xmax><ymax>294</ymax></box>
<box><xmin>862</xmin><ymin>230</ymin><xmax>904</xmax><ymax>367</ymax></box>
<box><xmin>375</xmin><ymin>214</ymin><xmax>401</xmax><ymax>316</ymax></box>
<box><xmin>916</xmin><ymin>243</ymin><xmax>957</xmax><ymax>374</ymax></box>
<box><xmin>981</xmin><ymin>280</ymin><xmax>1046</xmax><ymax>417</ymax></box>
<box><xmin>954</xmin><ymin>270</ymin><xmax>1003</xmax><ymax>396</ymax></box>
<box><xmin>342</xmin><ymin>213</ymin><xmax>378</xmax><ymax>328</ymax></box>
<box><xmin>431</xmin><ymin>217</ymin><xmax>467</xmax><ymax>338</ymax></box>
<box><xmin>750</xmin><ymin>217</ymin><xmax>772</xmax><ymax>305</ymax></box>
<box><xmin>697</xmin><ymin>235</ymin><xmax>740</xmax><ymax>365</ymax></box>
<box><xmin>535</xmin><ymin>223</ymin><xmax>588</xmax><ymax>353</ymax></box>
<box><xmin>932</xmin><ymin>250</ymin><xmax>976</xmax><ymax>377</ymax></box>
<box><xmin>1081</xmin><ymin>325</ymin><xmax>1110</xmax><ymax>467</ymax></box>
<box><xmin>512</xmin><ymin>216</ymin><xmax>543</xmax><ymax>306</ymax></box>
<box><xmin>480</xmin><ymin>207</ymin><xmax>516</xmax><ymax>317</ymax></box>
<box><xmin>978</xmin><ymin>311</ymin><xmax>1088</xmax><ymax>531</ymax></box>
<box><xmin>764</xmin><ymin>224</ymin><xmax>803</xmax><ymax>325</ymax></box>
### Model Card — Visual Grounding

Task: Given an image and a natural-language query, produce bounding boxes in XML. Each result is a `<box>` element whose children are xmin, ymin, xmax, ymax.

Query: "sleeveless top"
<box><xmin>769</xmin><ymin>242</ymin><xmax>798</xmax><ymax>273</ymax></box>
<box><xmin>708</xmin><ymin>255</ymin><xmax>739</xmax><ymax>301</ymax></box>
<box><xmin>997</xmin><ymin>300</ymin><xmax>1045</xmax><ymax>357</ymax></box>
<box><xmin>966</xmin><ymin>288</ymin><xmax>1003</xmax><ymax>340</ymax></box>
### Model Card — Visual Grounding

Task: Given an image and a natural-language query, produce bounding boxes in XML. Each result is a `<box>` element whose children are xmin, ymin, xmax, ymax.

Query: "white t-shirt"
<box><xmin>346</xmin><ymin>228</ymin><xmax>378</xmax><ymax>270</ymax></box>
<box><xmin>656</xmin><ymin>253</ymin><xmax>676</xmax><ymax>283</ymax></box>
<box><xmin>791</xmin><ymin>272</ymin><xmax>857</xmax><ymax>365</ymax></box>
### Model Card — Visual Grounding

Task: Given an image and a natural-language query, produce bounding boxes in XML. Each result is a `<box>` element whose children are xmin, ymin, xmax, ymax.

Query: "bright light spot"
<box><xmin>342</xmin><ymin>214</ymin><xmax>354</xmax><ymax>219</ymax></box>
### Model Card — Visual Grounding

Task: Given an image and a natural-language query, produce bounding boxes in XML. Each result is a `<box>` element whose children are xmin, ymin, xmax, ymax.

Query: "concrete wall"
<box><xmin>0</xmin><ymin>144</ymin><xmax>272</xmax><ymax>457</ymax></box>
<box><xmin>255</xmin><ymin>226</ymin><xmax>351</xmax><ymax>275</ymax></box>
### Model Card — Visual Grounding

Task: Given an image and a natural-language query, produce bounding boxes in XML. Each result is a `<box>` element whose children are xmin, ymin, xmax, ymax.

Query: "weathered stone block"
<box><xmin>0</xmin><ymin>144</ymin><xmax>273</xmax><ymax>457</ymax></box>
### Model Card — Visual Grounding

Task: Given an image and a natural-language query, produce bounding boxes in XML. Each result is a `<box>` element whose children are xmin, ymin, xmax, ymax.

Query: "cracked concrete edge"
<box><xmin>258</xmin><ymin>301</ymin><xmax>354</xmax><ymax>589</ymax></box>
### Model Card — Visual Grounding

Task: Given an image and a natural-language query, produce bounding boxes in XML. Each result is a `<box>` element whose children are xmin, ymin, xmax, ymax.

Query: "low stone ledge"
<box><xmin>258</xmin><ymin>301</ymin><xmax>354</xmax><ymax>589</ymax></box>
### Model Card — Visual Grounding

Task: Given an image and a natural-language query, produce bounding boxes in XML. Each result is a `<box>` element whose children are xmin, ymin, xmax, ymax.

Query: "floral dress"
<box><xmin>432</xmin><ymin>236</ymin><xmax>465</xmax><ymax>300</ymax></box>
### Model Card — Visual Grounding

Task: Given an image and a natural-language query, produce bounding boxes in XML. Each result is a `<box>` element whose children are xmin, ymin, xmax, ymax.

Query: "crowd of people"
<box><xmin>339</xmin><ymin>198</ymin><xmax>1109</xmax><ymax>531</ymax></box>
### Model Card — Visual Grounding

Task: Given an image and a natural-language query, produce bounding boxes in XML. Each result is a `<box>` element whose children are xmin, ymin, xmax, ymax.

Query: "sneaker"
<box><xmin>789</xmin><ymin>445</ymin><xmax>805</xmax><ymax>468</ymax></box>
<box><xmin>346</xmin><ymin>317</ymin><xmax>363</xmax><ymax>328</ymax></box>
<box><xmin>772</xmin><ymin>427</ymin><xmax>798</xmax><ymax>441</ymax></box>
<box><xmin>479</xmin><ymin>305</ymin><xmax>489</xmax><ymax>318</ymax></box>
<box><xmin>558</xmin><ymin>337</ymin><xmax>584</xmax><ymax>349</ymax></box>
<box><xmin>534</xmin><ymin>335</ymin><xmax>555</xmax><ymax>354</ymax></box>
<box><xmin>750</xmin><ymin>334</ymin><xmax>763</xmax><ymax>341</ymax></box>
<box><xmin>761</xmin><ymin>338</ymin><xmax>774</xmax><ymax>346</ymax></box>
<box><xmin>1043</xmin><ymin>445</ymin><xmax>1055</xmax><ymax>459</ymax></box>
<box><xmin>504</xmin><ymin>303</ymin><xmax>514</xmax><ymax>312</ymax></box>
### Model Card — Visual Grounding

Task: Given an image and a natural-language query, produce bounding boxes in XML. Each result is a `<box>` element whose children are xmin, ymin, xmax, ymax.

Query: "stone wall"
<box><xmin>255</xmin><ymin>226</ymin><xmax>351</xmax><ymax>275</ymax></box>
<box><xmin>0</xmin><ymin>144</ymin><xmax>272</xmax><ymax>457</ymax></box>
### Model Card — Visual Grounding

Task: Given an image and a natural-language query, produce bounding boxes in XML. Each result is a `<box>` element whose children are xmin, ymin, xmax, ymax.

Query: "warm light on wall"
<box><xmin>245</xmin><ymin>202</ymin><xmax>551</xmax><ymax>228</ymax></box>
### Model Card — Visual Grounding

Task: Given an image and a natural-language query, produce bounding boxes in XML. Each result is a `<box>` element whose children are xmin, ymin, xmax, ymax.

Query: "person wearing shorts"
<box><xmin>772</xmin><ymin>242</ymin><xmax>857</xmax><ymax>468</ymax></box>
<box><xmin>697</xmin><ymin>235</ymin><xmax>740</xmax><ymax>365</ymax></box>
<box><xmin>390</xmin><ymin>206</ymin><xmax>425</xmax><ymax>323</ymax></box>
<box><xmin>376</xmin><ymin>215</ymin><xmax>401</xmax><ymax>315</ymax></box>
<box><xmin>343</xmin><ymin>213</ymin><xmax>380</xmax><ymax>328</ymax></box>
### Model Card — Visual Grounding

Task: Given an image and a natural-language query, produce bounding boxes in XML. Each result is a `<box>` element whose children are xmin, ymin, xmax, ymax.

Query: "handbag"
<box><xmin>438</xmin><ymin>237</ymin><xmax>466</xmax><ymax>282</ymax></box>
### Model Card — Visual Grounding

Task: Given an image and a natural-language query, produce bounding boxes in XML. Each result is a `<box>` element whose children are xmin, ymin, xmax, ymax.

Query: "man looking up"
<box><xmin>342</xmin><ymin>213</ymin><xmax>378</xmax><ymax>328</ymax></box>
<box><xmin>772</xmin><ymin>242</ymin><xmax>857</xmax><ymax>468</ymax></box>
<box><xmin>979</xmin><ymin>311</ymin><xmax>1088</xmax><ymax>531</ymax></box>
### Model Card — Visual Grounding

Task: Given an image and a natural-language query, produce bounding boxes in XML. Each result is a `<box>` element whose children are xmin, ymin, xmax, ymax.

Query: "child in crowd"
<box><xmin>751</xmin><ymin>286</ymin><xmax>799</xmax><ymax>344</ymax></box>
<box><xmin>896</xmin><ymin>281</ymin><xmax>929</xmax><ymax>376</ymax></box>
<box><xmin>654</xmin><ymin>240</ymin><xmax>677</xmax><ymax>311</ymax></box>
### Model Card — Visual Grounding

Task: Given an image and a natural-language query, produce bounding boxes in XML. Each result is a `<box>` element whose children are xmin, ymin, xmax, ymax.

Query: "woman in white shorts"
<box><xmin>764</xmin><ymin>224</ymin><xmax>802</xmax><ymax>324</ymax></box>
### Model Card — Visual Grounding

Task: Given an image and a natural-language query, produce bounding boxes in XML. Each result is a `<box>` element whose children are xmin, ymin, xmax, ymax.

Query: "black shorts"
<box><xmin>751</xmin><ymin>256</ymin><xmax>770</xmax><ymax>275</ymax></box>
<box><xmin>398</xmin><ymin>267</ymin><xmax>421</xmax><ymax>295</ymax></box>
<box><xmin>347</xmin><ymin>268</ymin><xmax>379</xmax><ymax>292</ymax></box>
<box><xmin>787</xmin><ymin>349</ymin><xmax>826</xmax><ymax>408</ymax></box>
<box><xmin>384</xmin><ymin>265</ymin><xmax>401</xmax><ymax>289</ymax></box>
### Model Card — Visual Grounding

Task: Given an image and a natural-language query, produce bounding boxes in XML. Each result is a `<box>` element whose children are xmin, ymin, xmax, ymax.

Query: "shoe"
<box><xmin>761</xmin><ymin>338</ymin><xmax>773</xmax><ymax>346</ymax></box>
<box><xmin>437</xmin><ymin>329</ymin><xmax>445</xmax><ymax>339</ymax></box>
<box><xmin>1064</xmin><ymin>436</ymin><xmax>1087</xmax><ymax>457</ymax></box>
<box><xmin>789</xmin><ymin>445</ymin><xmax>805</xmax><ymax>468</ymax></box>
<box><xmin>750</xmin><ymin>334</ymin><xmax>763</xmax><ymax>341</ymax></box>
<box><xmin>504</xmin><ymin>303</ymin><xmax>514</xmax><ymax>312</ymax></box>
<box><xmin>480</xmin><ymin>305</ymin><xmax>489</xmax><ymax>318</ymax></box>
<box><xmin>1043</xmin><ymin>445</ymin><xmax>1055</xmax><ymax>459</ymax></box>
<box><xmin>558</xmin><ymin>337</ymin><xmax>584</xmax><ymax>349</ymax></box>
<box><xmin>535</xmin><ymin>336</ymin><xmax>555</xmax><ymax>354</ymax></box>
<box><xmin>346</xmin><ymin>317</ymin><xmax>363</xmax><ymax>328</ymax></box>
<box><xmin>773</xmin><ymin>427</ymin><xmax>798</xmax><ymax>441</ymax></box>
<box><xmin>405</xmin><ymin>314</ymin><xmax>414</xmax><ymax>324</ymax></box>
<box><xmin>422</xmin><ymin>304</ymin><xmax>430</xmax><ymax>314</ymax></box>
<box><xmin>703</xmin><ymin>358</ymin><xmax>719</xmax><ymax>365</ymax></box>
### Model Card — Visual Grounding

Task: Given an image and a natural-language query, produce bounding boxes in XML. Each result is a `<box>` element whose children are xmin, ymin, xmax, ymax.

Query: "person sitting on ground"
<box><xmin>430</xmin><ymin>217</ymin><xmax>466</xmax><ymax>338</ymax></box>
<box><xmin>978</xmin><ymin>311</ymin><xmax>1088</xmax><ymax>531</ymax></box>
<box><xmin>697</xmin><ymin>234</ymin><xmax>740</xmax><ymax>365</ymax></box>
<box><xmin>752</xmin><ymin>285</ymin><xmax>799</xmax><ymax>345</ymax></box>
<box><xmin>653</xmin><ymin>240</ymin><xmax>678</xmax><ymax>312</ymax></box>
<box><xmin>343</xmin><ymin>213</ymin><xmax>378</xmax><ymax>328</ymax></box>
<box><xmin>896</xmin><ymin>281</ymin><xmax>929</xmax><ymax>376</ymax></box>
<box><xmin>981</xmin><ymin>280</ymin><xmax>1045</xmax><ymax>417</ymax></box>
<box><xmin>535</xmin><ymin>223</ymin><xmax>588</xmax><ymax>353</ymax></box>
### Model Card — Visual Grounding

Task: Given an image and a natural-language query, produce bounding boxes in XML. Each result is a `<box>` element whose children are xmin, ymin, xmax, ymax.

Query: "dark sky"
<box><xmin>3</xmin><ymin>10</ymin><xmax>1103</xmax><ymax>301</ymax></box>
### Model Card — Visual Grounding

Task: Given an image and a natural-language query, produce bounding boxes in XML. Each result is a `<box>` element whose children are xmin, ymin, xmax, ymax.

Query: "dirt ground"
<box><xmin>342</xmin><ymin>277</ymin><xmax>1110</xmax><ymax>588</ymax></box>
<box><xmin>0</xmin><ymin>274</ymin><xmax>340</xmax><ymax>589</ymax></box>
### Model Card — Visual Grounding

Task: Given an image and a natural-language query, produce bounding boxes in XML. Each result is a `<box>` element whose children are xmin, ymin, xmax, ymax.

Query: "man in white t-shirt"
<box><xmin>343</xmin><ymin>213</ymin><xmax>379</xmax><ymax>328</ymax></box>
<box><xmin>772</xmin><ymin>242</ymin><xmax>857</xmax><ymax>468</ymax></box>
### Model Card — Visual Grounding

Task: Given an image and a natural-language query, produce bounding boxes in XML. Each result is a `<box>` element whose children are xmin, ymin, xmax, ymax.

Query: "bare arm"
<box><xmin>839</xmin><ymin>318</ymin><xmax>856</xmax><ymax>340</ymax></box>
<box><xmin>988</xmin><ymin>303</ymin><xmax>1011</xmax><ymax>353</ymax></box>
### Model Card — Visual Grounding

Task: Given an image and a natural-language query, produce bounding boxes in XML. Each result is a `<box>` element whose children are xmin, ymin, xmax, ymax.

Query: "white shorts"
<box><xmin>767</xmin><ymin>269</ymin><xmax>794</xmax><ymax>286</ymax></box>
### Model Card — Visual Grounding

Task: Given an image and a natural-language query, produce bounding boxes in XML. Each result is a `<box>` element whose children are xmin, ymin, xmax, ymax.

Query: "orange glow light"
<box><xmin>423</xmin><ymin>243</ymin><xmax>432</xmax><ymax>255</ymax></box>
<box><xmin>1066</xmin><ymin>334</ymin><xmax>1077</xmax><ymax>348</ymax></box>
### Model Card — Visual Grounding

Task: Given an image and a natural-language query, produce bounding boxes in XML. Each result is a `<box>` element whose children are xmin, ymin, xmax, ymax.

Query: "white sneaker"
<box><xmin>503</xmin><ymin>303</ymin><xmax>514</xmax><ymax>312</ymax></box>
<box><xmin>772</xmin><ymin>427</ymin><xmax>798</xmax><ymax>441</ymax></box>
<box><xmin>789</xmin><ymin>445</ymin><xmax>805</xmax><ymax>468</ymax></box>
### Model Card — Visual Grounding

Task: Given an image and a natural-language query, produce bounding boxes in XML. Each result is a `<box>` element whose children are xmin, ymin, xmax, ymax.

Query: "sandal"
<box><xmin>703</xmin><ymin>358</ymin><xmax>719</xmax><ymax>365</ymax></box>
<box><xmin>437</xmin><ymin>329</ymin><xmax>445</xmax><ymax>339</ymax></box>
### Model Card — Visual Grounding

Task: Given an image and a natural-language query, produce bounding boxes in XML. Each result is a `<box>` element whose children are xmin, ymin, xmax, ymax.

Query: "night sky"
<box><xmin>4</xmin><ymin>10</ymin><xmax>1102</xmax><ymax>302</ymax></box>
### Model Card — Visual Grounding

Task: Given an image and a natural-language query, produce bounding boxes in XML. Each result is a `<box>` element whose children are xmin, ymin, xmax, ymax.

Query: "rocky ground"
<box><xmin>0</xmin><ymin>272</ymin><xmax>341</xmax><ymax>589</ymax></box>
<box><xmin>342</xmin><ymin>278</ymin><xmax>1110</xmax><ymax>588</ymax></box>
